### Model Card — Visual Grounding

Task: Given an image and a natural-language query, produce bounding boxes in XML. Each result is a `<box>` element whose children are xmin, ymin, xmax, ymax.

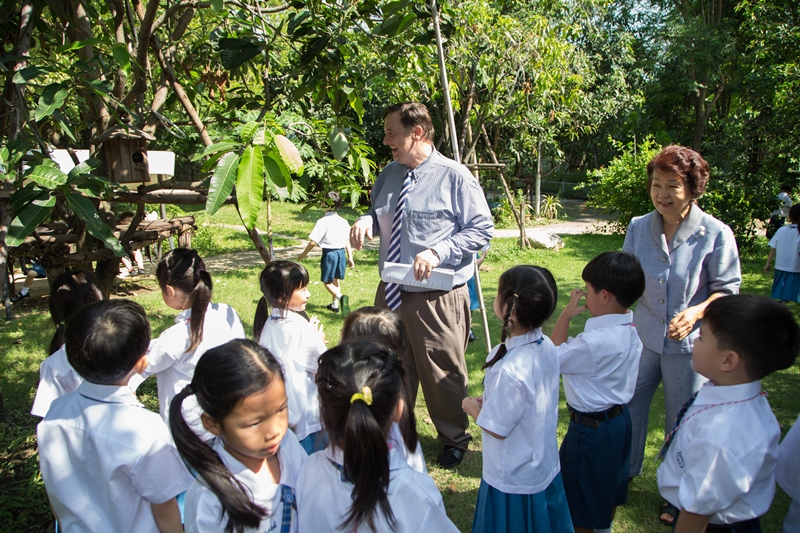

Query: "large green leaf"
<box><xmin>274</xmin><ymin>135</ymin><xmax>304</xmax><ymax>174</ymax></box>
<box><xmin>236</xmin><ymin>146</ymin><xmax>264</xmax><ymax>229</ymax></box>
<box><xmin>56</xmin><ymin>37</ymin><xmax>101</xmax><ymax>53</ymax></box>
<box><xmin>206</xmin><ymin>152</ymin><xmax>240</xmax><ymax>215</ymax></box>
<box><xmin>190</xmin><ymin>141</ymin><xmax>241</xmax><ymax>162</ymax></box>
<box><xmin>210</xmin><ymin>0</ymin><xmax>223</xmax><ymax>12</ymax></box>
<box><xmin>26</xmin><ymin>164</ymin><xmax>68</xmax><ymax>189</ymax></box>
<box><xmin>373</xmin><ymin>13</ymin><xmax>417</xmax><ymax>37</ymax></box>
<box><xmin>10</xmin><ymin>184</ymin><xmax>46</xmax><ymax>216</ymax></box>
<box><xmin>12</xmin><ymin>66</ymin><xmax>52</xmax><ymax>84</ymax></box>
<box><xmin>65</xmin><ymin>193</ymin><xmax>125</xmax><ymax>257</ymax></box>
<box><xmin>300</xmin><ymin>35</ymin><xmax>330</xmax><ymax>65</ymax></box>
<box><xmin>67</xmin><ymin>158</ymin><xmax>101</xmax><ymax>181</ymax></box>
<box><xmin>329</xmin><ymin>129</ymin><xmax>349</xmax><ymax>161</ymax></box>
<box><xmin>6</xmin><ymin>196</ymin><xmax>56</xmax><ymax>247</ymax></box>
<box><xmin>239</xmin><ymin>122</ymin><xmax>259</xmax><ymax>144</ymax></box>
<box><xmin>34</xmin><ymin>83</ymin><xmax>68</xmax><ymax>121</ymax></box>
<box><xmin>112</xmin><ymin>44</ymin><xmax>131</xmax><ymax>75</ymax></box>
<box><xmin>264</xmin><ymin>150</ymin><xmax>290</xmax><ymax>190</ymax></box>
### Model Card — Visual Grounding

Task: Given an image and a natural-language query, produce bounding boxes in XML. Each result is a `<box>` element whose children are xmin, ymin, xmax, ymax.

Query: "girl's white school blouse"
<box><xmin>295</xmin><ymin>445</ymin><xmax>459</xmax><ymax>532</ymax></box>
<box><xmin>144</xmin><ymin>303</ymin><xmax>245</xmax><ymax>423</ymax></box>
<box><xmin>477</xmin><ymin>328</ymin><xmax>561</xmax><ymax>494</ymax></box>
<box><xmin>769</xmin><ymin>224</ymin><xmax>800</xmax><ymax>272</ymax></box>
<box><xmin>31</xmin><ymin>345</ymin><xmax>81</xmax><ymax>418</ymax></box>
<box><xmin>258</xmin><ymin>310</ymin><xmax>327</xmax><ymax>441</ymax></box>
<box><xmin>184</xmin><ymin>430</ymin><xmax>308</xmax><ymax>533</ymax></box>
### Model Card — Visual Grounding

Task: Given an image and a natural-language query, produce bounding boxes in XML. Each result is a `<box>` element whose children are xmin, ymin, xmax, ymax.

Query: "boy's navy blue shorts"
<box><xmin>559</xmin><ymin>404</ymin><xmax>632</xmax><ymax>529</ymax></box>
<box><xmin>320</xmin><ymin>248</ymin><xmax>346</xmax><ymax>283</ymax></box>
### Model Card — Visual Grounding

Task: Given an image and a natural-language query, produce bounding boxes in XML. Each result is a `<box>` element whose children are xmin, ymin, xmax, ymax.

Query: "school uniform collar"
<box><xmin>324</xmin><ymin>211</ymin><xmax>336</xmax><ymax>217</ymax></box>
<box><xmin>650</xmin><ymin>203</ymin><xmax>706</xmax><ymax>251</ymax></box>
<box><xmin>584</xmin><ymin>311</ymin><xmax>635</xmax><ymax>332</ymax></box>
<box><xmin>77</xmin><ymin>380</ymin><xmax>143</xmax><ymax>407</ymax></box>
<box><xmin>175</xmin><ymin>308</ymin><xmax>192</xmax><ymax>323</ymax></box>
<box><xmin>324</xmin><ymin>443</ymin><xmax>408</xmax><ymax>475</ymax></box>
<box><xmin>504</xmin><ymin>328</ymin><xmax>544</xmax><ymax>351</ymax></box>
<box><xmin>211</xmin><ymin>437</ymin><xmax>290</xmax><ymax>517</ymax></box>
<box><xmin>270</xmin><ymin>309</ymin><xmax>302</xmax><ymax>320</ymax></box>
<box><xmin>693</xmin><ymin>380</ymin><xmax>762</xmax><ymax>406</ymax></box>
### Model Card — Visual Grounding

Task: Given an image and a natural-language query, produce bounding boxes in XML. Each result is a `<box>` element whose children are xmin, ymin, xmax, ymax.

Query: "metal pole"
<box><xmin>432</xmin><ymin>0</ymin><xmax>490</xmax><ymax>352</ymax></box>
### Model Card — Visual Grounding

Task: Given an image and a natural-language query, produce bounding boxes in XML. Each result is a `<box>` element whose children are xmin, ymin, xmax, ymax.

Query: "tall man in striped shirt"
<box><xmin>350</xmin><ymin>102</ymin><xmax>494</xmax><ymax>468</ymax></box>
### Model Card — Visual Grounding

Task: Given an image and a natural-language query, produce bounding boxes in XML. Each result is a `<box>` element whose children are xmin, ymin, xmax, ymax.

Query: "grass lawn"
<box><xmin>0</xmin><ymin>205</ymin><xmax>797</xmax><ymax>531</ymax></box>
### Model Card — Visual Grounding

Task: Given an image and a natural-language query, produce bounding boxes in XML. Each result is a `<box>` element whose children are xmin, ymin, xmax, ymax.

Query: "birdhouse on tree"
<box><xmin>92</xmin><ymin>125</ymin><xmax>156</xmax><ymax>184</ymax></box>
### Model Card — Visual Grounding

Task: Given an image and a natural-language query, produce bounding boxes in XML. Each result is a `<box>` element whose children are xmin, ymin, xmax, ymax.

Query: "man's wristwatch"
<box><xmin>430</xmin><ymin>248</ymin><xmax>440</xmax><ymax>260</ymax></box>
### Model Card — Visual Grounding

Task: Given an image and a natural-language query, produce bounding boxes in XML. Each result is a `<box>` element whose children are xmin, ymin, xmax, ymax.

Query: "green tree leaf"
<box><xmin>236</xmin><ymin>146</ymin><xmax>264</xmax><ymax>229</ymax></box>
<box><xmin>10</xmin><ymin>184</ymin><xmax>46</xmax><ymax>215</ymax></box>
<box><xmin>26</xmin><ymin>165</ymin><xmax>68</xmax><ymax>189</ymax></box>
<box><xmin>264</xmin><ymin>150</ymin><xmax>290</xmax><ymax>190</ymax></box>
<box><xmin>112</xmin><ymin>44</ymin><xmax>131</xmax><ymax>75</ymax></box>
<box><xmin>56</xmin><ymin>37</ymin><xmax>101</xmax><ymax>53</ymax></box>
<box><xmin>274</xmin><ymin>135</ymin><xmax>304</xmax><ymax>174</ymax></box>
<box><xmin>329</xmin><ymin>129</ymin><xmax>349</xmax><ymax>161</ymax></box>
<box><xmin>210</xmin><ymin>0</ymin><xmax>223</xmax><ymax>12</ymax></box>
<box><xmin>12</xmin><ymin>66</ymin><xmax>50</xmax><ymax>84</ymax></box>
<box><xmin>6</xmin><ymin>196</ymin><xmax>56</xmax><ymax>247</ymax></box>
<box><xmin>67</xmin><ymin>159</ymin><xmax>101</xmax><ymax>181</ymax></box>
<box><xmin>34</xmin><ymin>83</ymin><xmax>68</xmax><ymax>121</ymax></box>
<box><xmin>239</xmin><ymin>122</ymin><xmax>259</xmax><ymax>144</ymax></box>
<box><xmin>206</xmin><ymin>152</ymin><xmax>240</xmax><ymax>215</ymax></box>
<box><xmin>190</xmin><ymin>141</ymin><xmax>241</xmax><ymax>162</ymax></box>
<box><xmin>65</xmin><ymin>193</ymin><xmax>125</xmax><ymax>257</ymax></box>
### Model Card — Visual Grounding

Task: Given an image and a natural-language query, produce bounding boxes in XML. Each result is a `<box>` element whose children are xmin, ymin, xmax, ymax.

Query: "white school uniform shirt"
<box><xmin>555</xmin><ymin>311</ymin><xmax>643</xmax><ymax>413</ymax></box>
<box><xmin>30</xmin><ymin>345</ymin><xmax>81</xmax><ymax>418</ymax></box>
<box><xmin>309</xmin><ymin>211</ymin><xmax>351</xmax><ymax>249</ymax></box>
<box><xmin>776</xmin><ymin>413</ymin><xmax>800</xmax><ymax>532</ymax></box>
<box><xmin>144</xmin><ymin>302</ymin><xmax>245</xmax><ymax>424</ymax></box>
<box><xmin>657</xmin><ymin>380</ymin><xmax>779</xmax><ymax>525</ymax></box>
<box><xmin>31</xmin><ymin>345</ymin><xmax>145</xmax><ymax>418</ymax></box>
<box><xmin>258</xmin><ymin>310</ymin><xmax>326</xmax><ymax>440</ymax></box>
<box><xmin>185</xmin><ymin>431</ymin><xmax>307</xmax><ymax>533</ymax></box>
<box><xmin>768</xmin><ymin>224</ymin><xmax>800</xmax><ymax>273</ymax></box>
<box><xmin>387</xmin><ymin>422</ymin><xmax>427</xmax><ymax>474</ymax></box>
<box><xmin>37</xmin><ymin>381</ymin><xmax>193</xmax><ymax>533</ymax></box>
<box><xmin>477</xmin><ymin>329</ymin><xmax>561</xmax><ymax>494</ymax></box>
<box><xmin>296</xmin><ymin>445</ymin><xmax>458</xmax><ymax>532</ymax></box>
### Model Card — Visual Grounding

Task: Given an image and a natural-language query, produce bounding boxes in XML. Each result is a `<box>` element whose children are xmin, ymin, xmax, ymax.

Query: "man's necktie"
<box><xmin>385</xmin><ymin>170</ymin><xmax>414</xmax><ymax>311</ymax></box>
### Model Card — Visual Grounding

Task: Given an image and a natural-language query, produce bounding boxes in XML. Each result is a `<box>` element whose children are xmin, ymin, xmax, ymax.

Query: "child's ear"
<box><xmin>133</xmin><ymin>354</ymin><xmax>148</xmax><ymax>375</ymax></box>
<box><xmin>201</xmin><ymin>413</ymin><xmax>223</xmax><ymax>437</ymax></box>
<box><xmin>600</xmin><ymin>289</ymin><xmax>612</xmax><ymax>305</ymax></box>
<box><xmin>392</xmin><ymin>398</ymin><xmax>405</xmax><ymax>424</ymax></box>
<box><xmin>721</xmin><ymin>350</ymin><xmax>741</xmax><ymax>372</ymax></box>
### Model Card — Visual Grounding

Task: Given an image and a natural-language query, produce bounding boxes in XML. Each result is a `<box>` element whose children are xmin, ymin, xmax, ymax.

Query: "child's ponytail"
<box><xmin>317</xmin><ymin>341</ymin><xmax>405</xmax><ymax>531</ymax></box>
<box><xmin>169</xmin><ymin>339</ymin><xmax>285</xmax><ymax>533</ymax></box>
<box><xmin>48</xmin><ymin>270</ymin><xmax>103</xmax><ymax>355</ymax></box>
<box><xmin>156</xmin><ymin>249</ymin><xmax>212</xmax><ymax>353</ymax></box>
<box><xmin>254</xmin><ymin>261</ymin><xmax>310</xmax><ymax>338</ymax></box>
<box><xmin>483</xmin><ymin>265</ymin><xmax>557</xmax><ymax>369</ymax></box>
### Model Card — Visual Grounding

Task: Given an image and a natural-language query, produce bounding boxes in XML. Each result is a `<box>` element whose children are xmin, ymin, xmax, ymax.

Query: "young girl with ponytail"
<box><xmin>144</xmin><ymin>249</ymin><xmax>245</xmax><ymax>427</ymax></box>
<box><xmin>462</xmin><ymin>265</ymin><xmax>573</xmax><ymax>533</ymax></box>
<box><xmin>31</xmin><ymin>270</ymin><xmax>104</xmax><ymax>417</ymax></box>
<box><xmin>296</xmin><ymin>340</ymin><xmax>458</xmax><ymax>532</ymax></box>
<box><xmin>170</xmin><ymin>339</ymin><xmax>307</xmax><ymax>533</ymax></box>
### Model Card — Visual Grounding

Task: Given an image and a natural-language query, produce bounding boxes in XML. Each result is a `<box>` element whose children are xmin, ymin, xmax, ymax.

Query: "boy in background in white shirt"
<box><xmin>551</xmin><ymin>251</ymin><xmax>646</xmax><ymax>533</ymax></box>
<box><xmin>657</xmin><ymin>294</ymin><xmax>800</xmax><ymax>533</ymax></box>
<box><xmin>37</xmin><ymin>299</ymin><xmax>193</xmax><ymax>533</ymax></box>
<box><xmin>298</xmin><ymin>191</ymin><xmax>354</xmax><ymax>313</ymax></box>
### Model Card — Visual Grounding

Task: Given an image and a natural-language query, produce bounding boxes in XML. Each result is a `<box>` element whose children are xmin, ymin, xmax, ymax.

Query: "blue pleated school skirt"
<box><xmin>471</xmin><ymin>472</ymin><xmax>575</xmax><ymax>533</ymax></box>
<box><xmin>771</xmin><ymin>270</ymin><xmax>800</xmax><ymax>302</ymax></box>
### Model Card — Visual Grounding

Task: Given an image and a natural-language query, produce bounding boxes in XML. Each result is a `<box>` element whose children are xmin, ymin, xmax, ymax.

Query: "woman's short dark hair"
<box><xmin>647</xmin><ymin>145</ymin><xmax>710</xmax><ymax>199</ymax></box>
<box><xmin>383</xmin><ymin>102</ymin><xmax>435</xmax><ymax>143</ymax></box>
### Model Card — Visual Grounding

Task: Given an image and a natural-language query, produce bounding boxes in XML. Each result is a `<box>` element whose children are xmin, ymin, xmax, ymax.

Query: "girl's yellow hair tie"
<box><xmin>350</xmin><ymin>386</ymin><xmax>373</xmax><ymax>406</ymax></box>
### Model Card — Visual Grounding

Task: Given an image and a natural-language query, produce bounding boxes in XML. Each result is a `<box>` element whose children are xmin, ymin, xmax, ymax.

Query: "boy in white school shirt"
<box><xmin>657</xmin><ymin>294</ymin><xmax>800</xmax><ymax>533</ymax></box>
<box><xmin>551</xmin><ymin>251</ymin><xmax>646</xmax><ymax>533</ymax></box>
<box><xmin>37</xmin><ymin>300</ymin><xmax>193</xmax><ymax>533</ymax></box>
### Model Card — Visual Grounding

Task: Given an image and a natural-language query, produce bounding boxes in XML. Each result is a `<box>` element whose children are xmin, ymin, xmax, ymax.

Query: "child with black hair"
<box><xmin>550</xmin><ymin>251</ymin><xmax>646</xmax><ymax>533</ymax></box>
<box><xmin>296</xmin><ymin>340</ymin><xmax>458</xmax><ymax>532</ymax></box>
<box><xmin>170</xmin><ymin>339</ymin><xmax>307</xmax><ymax>533</ymax></box>
<box><xmin>340</xmin><ymin>306</ymin><xmax>426</xmax><ymax>473</ymax></box>
<box><xmin>297</xmin><ymin>191</ymin><xmax>354</xmax><ymax>313</ymax></box>
<box><xmin>143</xmin><ymin>248</ymin><xmax>245</xmax><ymax>432</ymax></box>
<box><xmin>658</xmin><ymin>294</ymin><xmax>800</xmax><ymax>533</ymax></box>
<box><xmin>255</xmin><ymin>260</ymin><xmax>327</xmax><ymax>454</ymax></box>
<box><xmin>37</xmin><ymin>299</ymin><xmax>193</xmax><ymax>533</ymax></box>
<box><xmin>31</xmin><ymin>270</ymin><xmax>104</xmax><ymax>418</ymax></box>
<box><xmin>462</xmin><ymin>265</ymin><xmax>573</xmax><ymax>533</ymax></box>
<box><xmin>765</xmin><ymin>203</ymin><xmax>800</xmax><ymax>303</ymax></box>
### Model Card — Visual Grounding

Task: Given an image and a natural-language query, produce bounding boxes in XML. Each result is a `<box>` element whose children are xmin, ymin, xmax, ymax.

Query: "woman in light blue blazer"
<box><xmin>622</xmin><ymin>146</ymin><xmax>741</xmax><ymax>523</ymax></box>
